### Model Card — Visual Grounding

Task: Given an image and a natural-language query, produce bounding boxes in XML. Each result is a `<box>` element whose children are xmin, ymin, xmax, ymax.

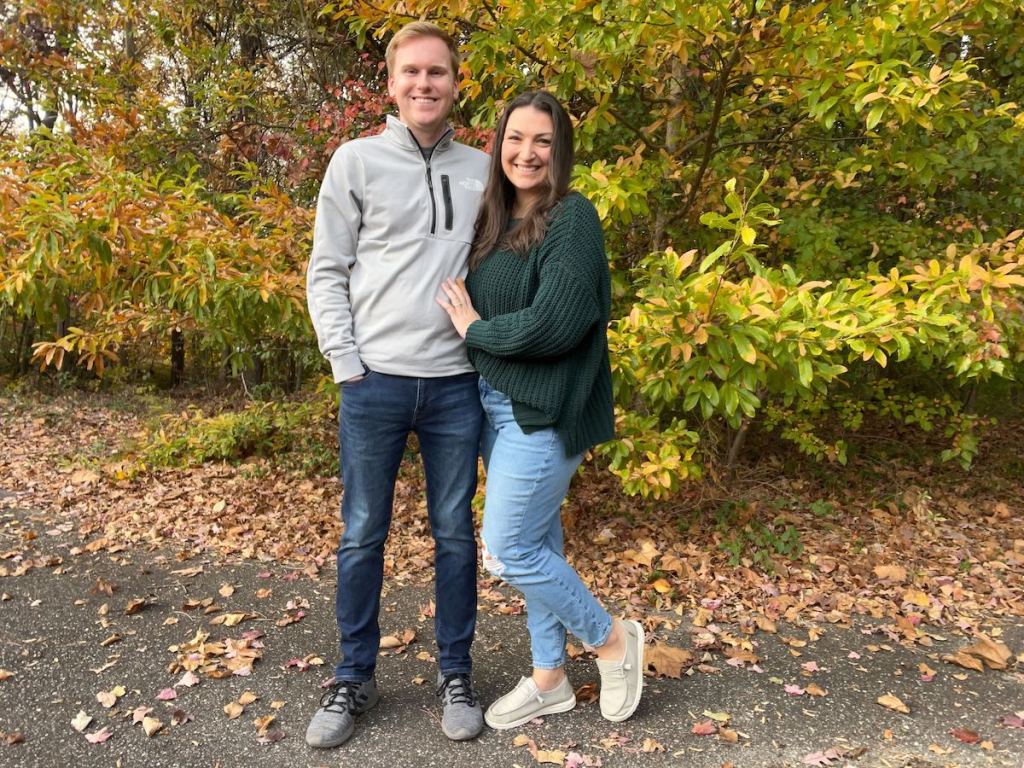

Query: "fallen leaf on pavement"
<box><xmin>1001</xmin><ymin>713</ymin><xmax>1024</xmax><ymax>728</ymax></box>
<box><xmin>71</xmin><ymin>711</ymin><xmax>93</xmax><ymax>732</ymax></box>
<box><xmin>801</xmin><ymin>748</ymin><xmax>842</xmax><ymax>766</ymax></box>
<box><xmin>238</xmin><ymin>691</ymin><xmax>258</xmax><ymax>706</ymax></box>
<box><xmin>256</xmin><ymin>728</ymin><xmax>286</xmax><ymax>745</ymax></box>
<box><xmin>170</xmin><ymin>709</ymin><xmax>192</xmax><ymax>726</ymax></box>
<box><xmin>124</xmin><ymin>598</ymin><xmax>149</xmax><ymax>615</ymax></box>
<box><xmin>703</xmin><ymin>710</ymin><xmax>731</xmax><ymax>723</ymax></box>
<box><xmin>84</xmin><ymin>727</ymin><xmax>113</xmax><ymax>744</ymax></box>
<box><xmin>877</xmin><ymin>694</ymin><xmax>910</xmax><ymax>714</ymax></box>
<box><xmin>253</xmin><ymin>715</ymin><xmax>275</xmax><ymax>734</ymax></box>
<box><xmin>785</xmin><ymin>684</ymin><xmax>805</xmax><ymax>696</ymax></box>
<box><xmin>2</xmin><ymin>731</ymin><xmax>25</xmax><ymax>745</ymax></box>
<box><xmin>0</xmin><ymin>669</ymin><xmax>13</xmax><ymax>681</ymax></box>
<box><xmin>141</xmin><ymin>717</ymin><xmax>163</xmax><ymax>737</ymax></box>
<box><xmin>534</xmin><ymin>749</ymin><xmax>566</xmax><ymax>765</ymax></box>
<box><xmin>692</xmin><ymin>720</ymin><xmax>717</xmax><ymax>736</ymax></box>
<box><xmin>96</xmin><ymin>685</ymin><xmax>126</xmax><ymax>708</ymax></box>
<box><xmin>131</xmin><ymin>706</ymin><xmax>153</xmax><ymax>724</ymax></box>
<box><xmin>155</xmin><ymin>687</ymin><xmax>177</xmax><ymax>701</ymax></box>
<box><xmin>805</xmin><ymin>683</ymin><xmax>828</xmax><ymax>697</ymax></box>
<box><xmin>942</xmin><ymin>651</ymin><xmax>985</xmax><ymax>672</ymax></box>
<box><xmin>646</xmin><ymin>642</ymin><xmax>693</xmax><ymax>678</ymax></box>
<box><xmin>719</xmin><ymin>728</ymin><xmax>739</xmax><ymax>743</ymax></box>
<box><xmin>641</xmin><ymin>738</ymin><xmax>665</xmax><ymax>752</ymax></box>
<box><xmin>218</xmin><ymin>584</ymin><xmax>235</xmax><ymax>598</ymax></box>
<box><xmin>512</xmin><ymin>734</ymin><xmax>533</xmax><ymax>748</ymax></box>
<box><xmin>224</xmin><ymin>701</ymin><xmax>244</xmax><ymax>720</ymax></box>
<box><xmin>175</xmin><ymin>671</ymin><xmax>200</xmax><ymax>688</ymax></box>
<box><xmin>574</xmin><ymin>682</ymin><xmax>598</xmax><ymax>704</ymax></box>
<box><xmin>961</xmin><ymin>635</ymin><xmax>1012</xmax><ymax>670</ymax></box>
<box><xmin>950</xmin><ymin>727</ymin><xmax>980</xmax><ymax>744</ymax></box>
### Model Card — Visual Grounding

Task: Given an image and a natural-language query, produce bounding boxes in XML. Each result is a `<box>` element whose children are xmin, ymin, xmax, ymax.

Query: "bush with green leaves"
<box><xmin>600</xmin><ymin>175</ymin><xmax>1024</xmax><ymax>498</ymax></box>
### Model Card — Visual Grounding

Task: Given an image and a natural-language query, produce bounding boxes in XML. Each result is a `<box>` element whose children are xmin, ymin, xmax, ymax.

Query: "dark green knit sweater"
<box><xmin>465</xmin><ymin>192</ymin><xmax>615</xmax><ymax>456</ymax></box>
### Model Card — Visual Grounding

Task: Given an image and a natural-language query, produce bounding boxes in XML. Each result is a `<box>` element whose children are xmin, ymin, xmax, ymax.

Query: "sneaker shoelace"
<box><xmin>438</xmin><ymin>673</ymin><xmax>476</xmax><ymax>706</ymax></box>
<box><xmin>319</xmin><ymin>680</ymin><xmax>364</xmax><ymax>714</ymax></box>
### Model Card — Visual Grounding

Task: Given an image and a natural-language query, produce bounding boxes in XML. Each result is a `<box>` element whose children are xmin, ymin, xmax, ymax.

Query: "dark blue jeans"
<box><xmin>335</xmin><ymin>370</ymin><xmax>481</xmax><ymax>682</ymax></box>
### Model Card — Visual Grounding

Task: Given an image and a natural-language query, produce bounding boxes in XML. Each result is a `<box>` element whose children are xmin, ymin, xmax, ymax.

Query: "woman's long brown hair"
<box><xmin>468</xmin><ymin>91</ymin><xmax>574</xmax><ymax>270</ymax></box>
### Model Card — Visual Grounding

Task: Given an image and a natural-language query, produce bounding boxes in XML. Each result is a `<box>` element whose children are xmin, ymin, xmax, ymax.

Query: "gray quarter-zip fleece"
<box><xmin>306</xmin><ymin>115</ymin><xmax>489</xmax><ymax>382</ymax></box>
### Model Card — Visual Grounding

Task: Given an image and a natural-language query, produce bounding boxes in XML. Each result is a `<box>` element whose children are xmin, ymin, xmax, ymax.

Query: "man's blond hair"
<box><xmin>385</xmin><ymin>21</ymin><xmax>460</xmax><ymax>77</ymax></box>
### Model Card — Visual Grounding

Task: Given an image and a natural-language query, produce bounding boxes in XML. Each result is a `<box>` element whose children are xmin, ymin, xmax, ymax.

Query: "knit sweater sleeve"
<box><xmin>465</xmin><ymin>199</ymin><xmax>604</xmax><ymax>359</ymax></box>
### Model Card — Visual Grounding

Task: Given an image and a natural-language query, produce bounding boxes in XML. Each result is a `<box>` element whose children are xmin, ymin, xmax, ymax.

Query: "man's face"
<box><xmin>388</xmin><ymin>36</ymin><xmax>458</xmax><ymax>145</ymax></box>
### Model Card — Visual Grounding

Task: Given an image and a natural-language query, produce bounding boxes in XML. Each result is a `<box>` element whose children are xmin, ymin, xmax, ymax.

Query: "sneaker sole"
<box><xmin>602</xmin><ymin>620</ymin><xmax>645</xmax><ymax>722</ymax></box>
<box><xmin>442</xmin><ymin>722</ymin><xmax>483</xmax><ymax>741</ymax></box>
<box><xmin>484</xmin><ymin>695</ymin><xmax>577</xmax><ymax>730</ymax></box>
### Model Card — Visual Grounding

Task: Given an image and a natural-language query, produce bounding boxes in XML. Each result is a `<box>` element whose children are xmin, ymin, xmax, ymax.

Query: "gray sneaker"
<box><xmin>595</xmin><ymin>619</ymin><xmax>645</xmax><ymax>722</ymax></box>
<box><xmin>305</xmin><ymin>678</ymin><xmax>379</xmax><ymax>748</ymax></box>
<box><xmin>436</xmin><ymin>672</ymin><xmax>483</xmax><ymax>740</ymax></box>
<box><xmin>483</xmin><ymin>675</ymin><xmax>576</xmax><ymax>730</ymax></box>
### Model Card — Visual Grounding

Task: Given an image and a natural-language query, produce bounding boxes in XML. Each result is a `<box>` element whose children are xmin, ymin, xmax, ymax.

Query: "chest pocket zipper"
<box><xmin>440</xmin><ymin>175</ymin><xmax>454</xmax><ymax>232</ymax></box>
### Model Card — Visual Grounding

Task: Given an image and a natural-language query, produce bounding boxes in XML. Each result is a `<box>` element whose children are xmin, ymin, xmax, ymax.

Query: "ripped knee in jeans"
<box><xmin>480</xmin><ymin>537</ymin><xmax>506</xmax><ymax>578</ymax></box>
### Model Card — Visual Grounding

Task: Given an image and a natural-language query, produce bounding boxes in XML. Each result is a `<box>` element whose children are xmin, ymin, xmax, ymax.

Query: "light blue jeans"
<box><xmin>479</xmin><ymin>378</ymin><xmax>613</xmax><ymax>669</ymax></box>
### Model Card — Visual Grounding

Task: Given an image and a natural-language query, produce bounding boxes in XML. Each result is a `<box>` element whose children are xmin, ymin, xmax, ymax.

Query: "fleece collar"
<box><xmin>385</xmin><ymin>114</ymin><xmax>454</xmax><ymax>153</ymax></box>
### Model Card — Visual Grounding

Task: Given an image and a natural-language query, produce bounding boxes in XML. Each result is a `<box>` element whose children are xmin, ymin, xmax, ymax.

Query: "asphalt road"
<box><xmin>1</xmin><ymin>502</ymin><xmax>1022</xmax><ymax>768</ymax></box>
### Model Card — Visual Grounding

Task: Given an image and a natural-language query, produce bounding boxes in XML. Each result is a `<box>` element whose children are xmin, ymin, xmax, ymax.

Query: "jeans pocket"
<box><xmin>342</xmin><ymin>367</ymin><xmax>375</xmax><ymax>388</ymax></box>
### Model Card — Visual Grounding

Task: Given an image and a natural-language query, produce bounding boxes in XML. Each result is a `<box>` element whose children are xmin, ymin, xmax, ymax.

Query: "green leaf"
<box><xmin>865</xmin><ymin>103</ymin><xmax>886</xmax><ymax>130</ymax></box>
<box><xmin>733</xmin><ymin>333</ymin><xmax>757</xmax><ymax>365</ymax></box>
<box><xmin>797</xmin><ymin>357</ymin><xmax>813</xmax><ymax>388</ymax></box>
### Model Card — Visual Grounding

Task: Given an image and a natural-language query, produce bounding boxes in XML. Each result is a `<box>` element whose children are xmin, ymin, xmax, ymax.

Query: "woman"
<box><xmin>437</xmin><ymin>91</ymin><xmax>644</xmax><ymax>729</ymax></box>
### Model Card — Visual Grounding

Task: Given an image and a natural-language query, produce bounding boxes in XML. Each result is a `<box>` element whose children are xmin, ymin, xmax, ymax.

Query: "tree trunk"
<box><xmin>17</xmin><ymin>317</ymin><xmax>35</xmax><ymax>375</ymax></box>
<box><xmin>650</xmin><ymin>59</ymin><xmax>684</xmax><ymax>253</ymax></box>
<box><xmin>171</xmin><ymin>328</ymin><xmax>185</xmax><ymax>387</ymax></box>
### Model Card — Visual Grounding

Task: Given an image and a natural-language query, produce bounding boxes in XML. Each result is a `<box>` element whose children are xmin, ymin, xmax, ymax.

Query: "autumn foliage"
<box><xmin>2</xmin><ymin>0</ymin><xmax>1023</xmax><ymax>493</ymax></box>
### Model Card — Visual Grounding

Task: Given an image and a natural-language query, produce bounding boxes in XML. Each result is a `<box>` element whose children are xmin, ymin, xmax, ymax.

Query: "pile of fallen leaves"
<box><xmin>1</xmin><ymin>390</ymin><xmax>1022</xmax><ymax>641</ymax></box>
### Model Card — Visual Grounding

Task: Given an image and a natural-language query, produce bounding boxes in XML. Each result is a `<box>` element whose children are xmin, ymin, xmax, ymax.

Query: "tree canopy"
<box><xmin>2</xmin><ymin>0</ymin><xmax>1023</xmax><ymax>492</ymax></box>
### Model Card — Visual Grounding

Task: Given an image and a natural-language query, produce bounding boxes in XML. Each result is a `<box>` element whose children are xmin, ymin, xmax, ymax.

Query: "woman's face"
<box><xmin>500</xmin><ymin>106</ymin><xmax>554</xmax><ymax>207</ymax></box>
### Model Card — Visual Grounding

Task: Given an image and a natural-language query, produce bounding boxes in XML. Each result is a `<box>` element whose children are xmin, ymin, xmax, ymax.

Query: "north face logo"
<box><xmin>458</xmin><ymin>178</ymin><xmax>485</xmax><ymax>192</ymax></box>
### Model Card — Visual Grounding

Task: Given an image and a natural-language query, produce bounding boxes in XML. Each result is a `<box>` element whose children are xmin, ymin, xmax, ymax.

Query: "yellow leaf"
<box><xmin>877</xmin><ymin>693</ymin><xmax>910</xmax><ymax>714</ymax></box>
<box><xmin>141</xmin><ymin>716</ymin><xmax>163</xmax><ymax>737</ymax></box>
<box><xmin>902</xmin><ymin>589</ymin><xmax>930</xmax><ymax>607</ymax></box>
<box><xmin>650</xmin><ymin>578</ymin><xmax>672</xmax><ymax>594</ymax></box>
<box><xmin>535</xmin><ymin>749</ymin><xmax>566</xmax><ymax>765</ymax></box>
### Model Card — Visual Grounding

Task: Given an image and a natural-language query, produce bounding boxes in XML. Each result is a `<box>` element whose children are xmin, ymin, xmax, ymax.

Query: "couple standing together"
<box><xmin>305</xmin><ymin>21</ymin><xmax>645</xmax><ymax>748</ymax></box>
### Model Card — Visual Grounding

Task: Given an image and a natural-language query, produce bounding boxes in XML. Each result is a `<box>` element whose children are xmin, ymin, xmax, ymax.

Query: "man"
<box><xmin>304</xmin><ymin>22</ymin><xmax>489</xmax><ymax>748</ymax></box>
